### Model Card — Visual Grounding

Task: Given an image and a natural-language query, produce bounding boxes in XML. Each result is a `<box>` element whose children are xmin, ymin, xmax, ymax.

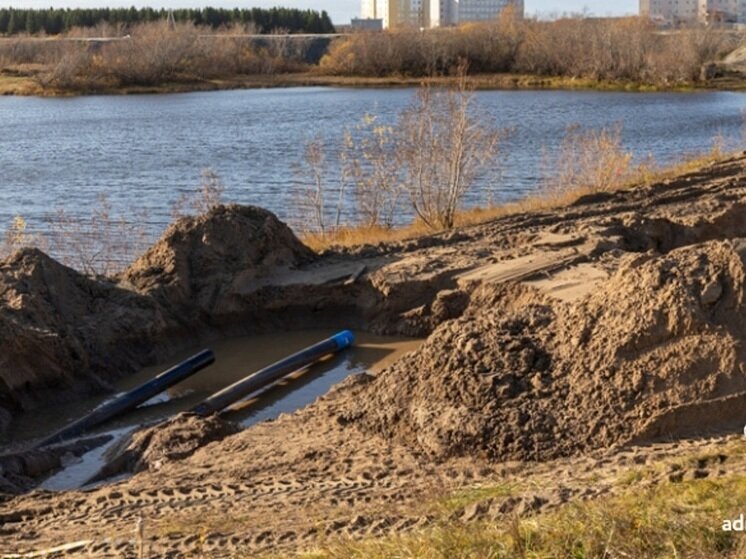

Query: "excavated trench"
<box><xmin>0</xmin><ymin>304</ymin><xmax>437</xmax><ymax>494</ymax></box>
<box><xmin>5</xmin><ymin>331</ymin><xmax>422</xmax><ymax>492</ymax></box>
<box><xmin>0</xmin><ymin>206</ymin><xmax>456</xmax><ymax>494</ymax></box>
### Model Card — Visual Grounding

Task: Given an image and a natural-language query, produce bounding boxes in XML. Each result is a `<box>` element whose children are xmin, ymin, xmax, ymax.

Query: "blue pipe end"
<box><xmin>331</xmin><ymin>330</ymin><xmax>355</xmax><ymax>349</ymax></box>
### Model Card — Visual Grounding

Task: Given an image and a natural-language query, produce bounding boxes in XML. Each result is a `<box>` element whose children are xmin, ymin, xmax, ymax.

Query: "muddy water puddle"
<box><xmin>4</xmin><ymin>330</ymin><xmax>421</xmax><ymax>489</ymax></box>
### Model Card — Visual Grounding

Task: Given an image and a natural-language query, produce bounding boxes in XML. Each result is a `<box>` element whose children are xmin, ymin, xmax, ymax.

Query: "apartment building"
<box><xmin>454</xmin><ymin>0</ymin><xmax>524</xmax><ymax>24</ymax></box>
<box><xmin>361</xmin><ymin>0</ymin><xmax>427</xmax><ymax>28</ymax></box>
<box><xmin>641</xmin><ymin>0</ymin><xmax>744</xmax><ymax>24</ymax></box>
<box><xmin>640</xmin><ymin>0</ymin><xmax>697</xmax><ymax>23</ymax></box>
<box><xmin>362</xmin><ymin>0</ymin><xmax>522</xmax><ymax>29</ymax></box>
<box><xmin>703</xmin><ymin>0</ymin><xmax>742</xmax><ymax>23</ymax></box>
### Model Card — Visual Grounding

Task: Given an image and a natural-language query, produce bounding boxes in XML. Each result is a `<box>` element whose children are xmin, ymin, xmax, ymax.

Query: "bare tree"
<box><xmin>301</xmin><ymin>138</ymin><xmax>329</xmax><ymax>235</ymax></box>
<box><xmin>397</xmin><ymin>74</ymin><xmax>503</xmax><ymax>229</ymax></box>
<box><xmin>341</xmin><ymin>115</ymin><xmax>402</xmax><ymax>228</ymax></box>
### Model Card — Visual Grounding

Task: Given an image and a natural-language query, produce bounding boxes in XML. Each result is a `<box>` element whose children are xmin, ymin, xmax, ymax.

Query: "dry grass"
<box><xmin>0</xmin><ymin>215</ymin><xmax>43</xmax><ymax>256</ymax></box>
<box><xmin>0</xmin><ymin>72</ymin><xmax>44</xmax><ymax>94</ymax></box>
<box><xmin>302</xmin><ymin>222</ymin><xmax>430</xmax><ymax>252</ymax></box>
<box><xmin>296</xmin><ymin>476</ymin><xmax>746</xmax><ymax>559</ymax></box>
<box><xmin>241</xmin><ymin>440</ymin><xmax>746</xmax><ymax>559</ymax></box>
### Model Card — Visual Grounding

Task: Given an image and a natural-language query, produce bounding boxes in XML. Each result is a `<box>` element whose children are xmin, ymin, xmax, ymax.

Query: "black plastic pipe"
<box><xmin>38</xmin><ymin>349</ymin><xmax>215</xmax><ymax>447</ymax></box>
<box><xmin>192</xmin><ymin>330</ymin><xmax>355</xmax><ymax>416</ymax></box>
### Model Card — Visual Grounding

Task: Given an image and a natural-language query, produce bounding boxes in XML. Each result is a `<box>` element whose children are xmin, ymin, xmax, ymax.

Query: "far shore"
<box><xmin>2</xmin><ymin>70</ymin><xmax>746</xmax><ymax>97</ymax></box>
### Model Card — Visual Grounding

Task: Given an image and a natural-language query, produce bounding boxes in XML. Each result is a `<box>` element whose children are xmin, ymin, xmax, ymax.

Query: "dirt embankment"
<box><xmin>1</xmin><ymin>154</ymin><xmax>746</xmax><ymax>556</ymax></box>
<box><xmin>0</xmin><ymin>249</ymin><xmax>161</xmax><ymax>431</ymax></box>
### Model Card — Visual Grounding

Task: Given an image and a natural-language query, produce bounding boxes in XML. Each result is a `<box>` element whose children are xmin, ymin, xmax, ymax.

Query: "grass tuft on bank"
<box><xmin>291</xmin><ymin>474</ymin><xmax>746</xmax><ymax>559</ymax></box>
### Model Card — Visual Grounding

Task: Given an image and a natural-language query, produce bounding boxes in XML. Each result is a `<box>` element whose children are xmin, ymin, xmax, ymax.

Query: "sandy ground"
<box><xmin>1</xmin><ymin>153</ymin><xmax>746</xmax><ymax>557</ymax></box>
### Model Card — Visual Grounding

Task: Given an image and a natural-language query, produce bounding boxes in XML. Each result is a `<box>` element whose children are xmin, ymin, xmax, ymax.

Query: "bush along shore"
<box><xmin>0</xmin><ymin>15</ymin><xmax>744</xmax><ymax>95</ymax></box>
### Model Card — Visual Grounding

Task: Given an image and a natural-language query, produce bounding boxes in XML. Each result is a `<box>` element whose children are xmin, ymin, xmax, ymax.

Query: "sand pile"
<box><xmin>124</xmin><ymin>205</ymin><xmax>315</xmax><ymax>315</ymax></box>
<box><xmin>337</xmin><ymin>239</ymin><xmax>746</xmax><ymax>461</ymax></box>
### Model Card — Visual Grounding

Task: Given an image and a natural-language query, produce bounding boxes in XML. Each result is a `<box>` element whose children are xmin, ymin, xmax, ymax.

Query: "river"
<box><xmin>0</xmin><ymin>87</ymin><xmax>744</xmax><ymax>245</ymax></box>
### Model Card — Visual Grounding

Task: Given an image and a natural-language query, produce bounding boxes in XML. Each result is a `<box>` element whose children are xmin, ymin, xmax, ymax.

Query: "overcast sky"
<box><xmin>0</xmin><ymin>1</ymin><xmax>640</xmax><ymax>24</ymax></box>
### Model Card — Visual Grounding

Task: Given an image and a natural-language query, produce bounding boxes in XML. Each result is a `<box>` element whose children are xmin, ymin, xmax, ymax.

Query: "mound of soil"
<box><xmin>0</xmin><ymin>249</ymin><xmax>161</xmax><ymax>425</ymax></box>
<box><xmin>337</xmin><ymin>239</ymin><xmax>746</xmax><ymax>461</ymax></box>
<box><xmin>124</xmin><ymin>205</ymin><xmax>315</xmax><ymax>315</ymax></box>
<box><xmin>100</xmin><ymin>414</ymin><xmax>239</xmax><ymax>476</ymax></box>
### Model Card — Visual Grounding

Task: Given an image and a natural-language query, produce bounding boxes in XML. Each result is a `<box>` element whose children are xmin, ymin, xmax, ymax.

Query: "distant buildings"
<box><xmin>704</xmin><ymin>0</ymin><xmax>746</xmax><ymax>24</ymax></box>
<box><xmin>359</xmin><ymin>0</ymin><xmax>523</xmax><ymax>29</ymax></box>
<box><xmin>640</xmin><ymin>0</ymin><xmax>746</xmax><ymax>25</ymax></box>
<box><xmin>438</xmin><ymin>0</ymin><xmax>524</xmax><ymax>26</ymax></box>
<box><xmin>351</xmin><ymin>17</ymin><xmax>384</xmax><ymax>30</ymax></box>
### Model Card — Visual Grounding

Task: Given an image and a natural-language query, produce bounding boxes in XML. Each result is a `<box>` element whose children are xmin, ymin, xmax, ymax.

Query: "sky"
<box><xmin>0</xmin><ymin>1</ymin><xmax>640</xmax><ymax>25</ymax></box>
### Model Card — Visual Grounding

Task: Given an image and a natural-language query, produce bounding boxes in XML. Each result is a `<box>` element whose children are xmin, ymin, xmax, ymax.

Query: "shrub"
<box><xmin>320</xmin><ymin>16</ymin><xmax>735</xmax><ymax>86</ymax></box>
<box><xmin>542</xmin><ymin>123</ymin><xmax>634</xmax><ymax>197</ymax></box>
<box><xmin>171</xmin><ymin>168</ymin><xmax>226</xmax><ymax>220</ymax></box>
<box><xmin>46</xmin><ymin>194</ymin><xmax>151</xmax><ymax>276</ymax></box>
<box><xmin>397</xmin><ymin>78</ymin><xmax>503</xmax><ymax>229</ymax></box>
<box><xmin>33</xmin><ymin>21</ymin><xmax>311</xmax><ymax>91</ymax></box>
<box><xmin>301</xmin><ymin>74</ymin><xmax>504</xmax><ymax>232</ymax></box>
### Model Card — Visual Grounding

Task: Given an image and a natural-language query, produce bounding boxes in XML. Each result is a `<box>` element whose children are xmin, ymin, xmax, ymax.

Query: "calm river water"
<box><xmin>1</xmin><ymin>87</ymin><xmax>744</xmax><ymax>242</ymax></box>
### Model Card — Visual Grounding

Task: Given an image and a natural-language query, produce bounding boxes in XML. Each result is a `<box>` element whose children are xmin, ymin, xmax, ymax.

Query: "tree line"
<box><xmin>0</xmin><ymin>7</ymin><xmax>335</xmax><ymax>36</ymax></box>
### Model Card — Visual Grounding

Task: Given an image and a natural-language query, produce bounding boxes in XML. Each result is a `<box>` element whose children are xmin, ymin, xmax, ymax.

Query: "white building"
<box><xmin>430</xmin><ymin>0</ymin><xmax>523</xmax><ymax>27</ymax></box>
<box><xmin>364</xmin><ymin>0</ymin><xmax>522</xmax><ymax>29</ymax></box>
<box><xmin>361</xmin><ymin>0</ymin><xmax>385</xmax><ymax>25</ymax></box>
<box><xmin>640</xmin><ymin>0</ymin><xmax>697</xmax><ymax>24</ymax></box>
<box><xmin>641</xmin><ymin>0</ymin><xmax>744</xmax><ymax>24</ymax></box>
<box><xmin>362</xmin><ymin>0</ymin><xmax>426</xmax><ymax>28</ymax></box>
<box><xmin>454</xmin><ymin>0</ymin><xmax>524</xmax><ymax>24</ymax></box>
<box><xmin>429</xmin><ymin>0</ymin><xmax>459</xmax><ymax>27</ymax></box>
<box><xmin>702</xmin><ymin>0</ymin><xmax>741</xmax><ymax>23</ymax></box>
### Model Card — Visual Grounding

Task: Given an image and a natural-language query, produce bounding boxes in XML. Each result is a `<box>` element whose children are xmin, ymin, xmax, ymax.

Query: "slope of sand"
<box><xmin>1</xmin><ymin>154</ymin><xmax>746</xmax><ymax>557</ymax></box>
